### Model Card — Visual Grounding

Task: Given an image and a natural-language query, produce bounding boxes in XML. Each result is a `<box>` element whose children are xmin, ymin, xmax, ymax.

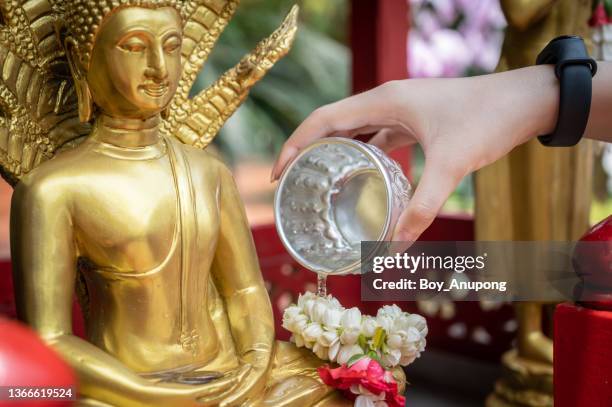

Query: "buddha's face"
<box><xmin>86</xmin><ymin>7</ymin><xmax>182</xmax><ymax>119</ymax></box>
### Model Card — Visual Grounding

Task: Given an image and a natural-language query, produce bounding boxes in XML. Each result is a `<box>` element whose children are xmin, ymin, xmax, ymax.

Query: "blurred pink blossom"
<box><xmin>409</xmin><ymin>0</ymin><xmax>506</xmax><ymax>77</ymax></box>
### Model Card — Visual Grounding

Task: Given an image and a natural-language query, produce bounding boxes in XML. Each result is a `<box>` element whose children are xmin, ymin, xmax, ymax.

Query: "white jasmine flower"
<box><xmin>297</xmin><ymin>292</ymin><xmax>316</xmax><ymax>310</ymax></box>
<box><xmin>376</xmin><ymin>314</ymin><xmax>393</xmax><ymax>332</ymax></box>
<box><xmin>303</xmin><ymin>322</ymin><xmax>324</xmax><ymax>343</ymax></box>
<box><xmin>328</xmin><ymin>296</ymin><xmax>343</xmax><ymax>310</ymax></box>
<box><xmin>297</xmin><ymin>291</ymin><xmax>317</xmax><ymax>305</ymax></box>
<box><xmin>361</xmin><ymin>316</ymin><xmax>378</xmax><ymax>337</ymax></box>
<box><xmin>283</xmin><ymin>305</ymin><xmax>301</xmax><ymax>318</ymax></box>
<box><xmin>283</xmin><ymin>312</ymin><xmax>308</xmax><ymax>334</ymax></box>
<box><xmin>313</xmin><ymin>342</ymin><xmax>329</xmax><ymax>360</ymax></box>
<box><xmin>312</xmin><ymin>301</ymin><xmax>328</xmax><ymax>323</ymax></box>
<box><xmin>328</xmin><ymin>339</ymin><xmax>341</xmax><ymax>361</ymax></box>
<box><xmin>381</xmin><ymin>348</ymin><xmax>401</xmax><ymax>367</ymax></box>
<box><xmin>354</xmin><ymin>391</ymin><xmax>388</xmax><ymax>407</ymax></box>
<box><xmin>318</xmin><ymin>329</ymin><xmax>339</xmax><ymax>347</ymax></box>
<box><xmin>340</xmin><ymin>328</ymin><xmax>360</xmax><ymax>345</ymax></box>
<box><xmin>377</xmin><ymin>304</ymin><xmax>403</xmax><ymax>318</ymax></box>
<box><xmin>336</xmin><ymin>344</ymin><xmax>363</xmax><ymax>365</ymax></box>
<box><xmin>386</xmin><ymin>333</ymin><xmax>402</xmax><ymax>350</ymax></box>
<box><xmin>399</xmin><ymin>351</ymin><xmax>418</xmax><ymax>366</ymax></box>
<box><xmin>394</xmin><ymin>313</ymin><xmax>428</xmax><ymax>336</ymax></box>
<box><xmin>341</xmin><ymin>307</ymin><xmax>362</xmax><ymax>330</ymax></box>
<box><xmin>292</xmin><ymin>333</ymin><xmax>305</xmax><ymax>348</ymax></box>
<box><xmin>339</xmin><ymin>307</ymin><xmax>362</xmax><ymax>345</ymax></box>
<box><xmin>408</xmin><ymin>313</ymin><xmax>429</xmax><ymax>336</ymax></box>
<box><xmin>405</xmin><ymin>326</ymin><xmax>422</xmax><ymax>343</ymax></box>
<box><xmin>323</xmin><ymin>308</ymin><xmax>343</xmax><ymax>329</ymax></box>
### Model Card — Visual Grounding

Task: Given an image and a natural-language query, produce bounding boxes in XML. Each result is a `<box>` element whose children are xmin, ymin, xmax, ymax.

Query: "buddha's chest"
<box><xmin>72</xmin><ymin>158</ymin><xmax>219</xmax><ymax>272</ymax></box>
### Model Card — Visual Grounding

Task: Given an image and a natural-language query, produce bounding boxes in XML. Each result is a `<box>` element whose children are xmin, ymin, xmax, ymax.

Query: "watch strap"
<box><xmin>535</xmin><ymin>35</ymin><xmax>597</xmax><ymax>147</ymax></box>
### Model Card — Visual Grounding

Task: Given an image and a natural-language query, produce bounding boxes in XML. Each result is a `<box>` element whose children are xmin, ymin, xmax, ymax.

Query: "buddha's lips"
<box><xmin>141</xmin><ymin>82</ymin><xmax>169</xmax><ymax>98</ymax></box>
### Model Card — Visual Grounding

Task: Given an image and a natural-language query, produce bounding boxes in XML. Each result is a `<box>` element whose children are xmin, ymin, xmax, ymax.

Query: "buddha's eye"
<box><xmin>118</xmin><ymin>38</ymin><xmax>147</xmax><ymax>53</ymax></box>
<box><xmin>163</xmin><ymin>37</ymin><xmax>181</xmax><ymax>54</ymax></box>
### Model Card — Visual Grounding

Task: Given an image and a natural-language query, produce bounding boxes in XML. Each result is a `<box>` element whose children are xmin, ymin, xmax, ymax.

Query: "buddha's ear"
<box><xmin>65</xmin><ymin>37</ymin><xmax>93</xmax><ymax>123</ymax></box>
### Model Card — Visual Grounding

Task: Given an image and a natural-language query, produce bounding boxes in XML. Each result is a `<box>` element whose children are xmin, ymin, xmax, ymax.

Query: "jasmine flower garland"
<box><xmin>282</xmin><ymin>292</ymin><xmax>428</xmax><ymax>369</ymax></box>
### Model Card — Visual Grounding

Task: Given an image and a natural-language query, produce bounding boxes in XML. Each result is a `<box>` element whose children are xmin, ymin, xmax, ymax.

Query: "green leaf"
<box><xmin>191</xmin><ymin>0</ymin><xmax>349</xmax><ymax>162</ymax></box>
<box><xmin>605</xmin><ymin>0</ymin><xmax>612</xmax><ymax>17</ymax></box>
<box><xmin>367</xmin><ymin>350</ymin><xmax>383</xmax><ymax>365</ymax></box>
<box><xmin>358</xmin><ymin>334</ymin><xmax>367</xmax><ymax>351</ymax></box>
<box><xmin>347</xmin><ymin>353</ymin><xmax>366</xmax><ymax>367</ymax></box>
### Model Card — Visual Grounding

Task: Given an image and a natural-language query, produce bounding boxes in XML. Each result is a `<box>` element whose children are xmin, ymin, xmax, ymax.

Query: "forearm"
<box><xmin>213</xmin><ymin>161</ymin><xmax>275</xmax><ymax>359</ymax></box>
<box><xmin>225</xmin><ymin>287</ymin><xmax>275</xmax><ymax>357</ymax></box>
<box><xmin>473</xmin><ymin>61</ymin><xmax>612</xmax><ymax>147</ymax></box>
<box><xmin>472</xmin><ymin>64</ymin><xmax>559</xmax><ymax>147</ymax></box>
<box><xmin>585</xmin><ymin>61</ymin><xmax>612</xmax><ymax>142</ymax></box>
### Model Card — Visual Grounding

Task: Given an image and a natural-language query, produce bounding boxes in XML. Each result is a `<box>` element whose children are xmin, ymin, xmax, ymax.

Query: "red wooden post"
<box><xmin>554</xmin><ymin>216</ymin><xmax>612</xmax><ymax>406</ymax></box>
<box><xmin>350</xmin><ymin>0</ymin><xmax>411</xmax><ymax>173</ymax></box>
<box><xmin>351</xmin><ymin>0</ymin><xmax>409</xmax><ymax>91</ymax></box>
<box><xmin>554</xmin><ymin>303</ymin><xmax>612</xmax><ymax>406</ymax></box>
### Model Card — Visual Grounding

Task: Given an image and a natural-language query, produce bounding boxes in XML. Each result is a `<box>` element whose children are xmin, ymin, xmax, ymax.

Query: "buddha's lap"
<box><xmin>78</xmin><ymin>341</ymin><xmax>402</xmax><ymax>405</ymax></box>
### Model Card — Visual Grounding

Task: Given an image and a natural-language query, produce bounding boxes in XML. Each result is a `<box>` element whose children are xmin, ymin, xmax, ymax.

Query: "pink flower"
<box><xmin>318</xmin><ymin>358</ymin><xmax>405</xmax><ymax>407</ymax></box>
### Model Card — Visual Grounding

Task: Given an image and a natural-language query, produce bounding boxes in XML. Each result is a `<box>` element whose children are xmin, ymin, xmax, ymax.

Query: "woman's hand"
<box><xmin>271</xmin><ymin>65</ymin><xmax>559</xmax><ymax>242</ymax></box>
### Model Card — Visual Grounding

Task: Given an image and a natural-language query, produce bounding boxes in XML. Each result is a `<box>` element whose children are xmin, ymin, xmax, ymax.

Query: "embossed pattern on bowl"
<box><xmin>274</xmin><ymin>138</ymin><xmax>412</xmax><ymax>275</ymax></box>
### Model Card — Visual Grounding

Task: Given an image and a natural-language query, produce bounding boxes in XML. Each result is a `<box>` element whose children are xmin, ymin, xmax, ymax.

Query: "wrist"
<box><xmin>240</xmin><ymin>347</ymin><xmax>272</xmax><ymax>369</ymax></box>
<box><xmin>528</xmin><ymin>65</ymin><xmax>560</xmax><ymax>140</ymax></box>
<box><xmin>489</xmin><ymin>65</ymin><xmax>559</xmax><ymax>146</ymax></box>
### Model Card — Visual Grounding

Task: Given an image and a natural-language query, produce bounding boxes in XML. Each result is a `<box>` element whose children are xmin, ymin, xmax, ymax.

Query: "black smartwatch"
<box><xmin>535</xmin><ymin>35</ymin><xmax>597</xmax><ymax>147</ymax></box>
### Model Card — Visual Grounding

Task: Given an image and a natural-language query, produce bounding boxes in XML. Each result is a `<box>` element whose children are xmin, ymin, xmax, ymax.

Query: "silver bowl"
<box><xmin>274</xmin><ymin>137</ymin><xmax>412</xmax><ymax>275</ymax></box>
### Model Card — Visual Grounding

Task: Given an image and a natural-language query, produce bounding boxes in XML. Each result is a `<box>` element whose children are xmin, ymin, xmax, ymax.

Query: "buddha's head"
<box><xmin>63</xmin><ymin>0</ymin><xmax>184</xmax><ymax>122</ymax></box>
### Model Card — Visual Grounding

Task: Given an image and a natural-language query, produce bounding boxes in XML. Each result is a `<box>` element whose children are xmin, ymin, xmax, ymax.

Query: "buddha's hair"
<box><xmin>62</xmin><ymin>0</ymin><xmax>186</xmax><ymax>69</ymax></box>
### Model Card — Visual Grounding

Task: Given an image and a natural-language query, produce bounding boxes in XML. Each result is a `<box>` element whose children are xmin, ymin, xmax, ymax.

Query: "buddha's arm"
<box><xmin>211</xmin><ymin>162</ymin><xmax>275</xmax><ymax>405</ymax></box>
<box><xmin>10</xmin><ymin>179</ymin><xmax>238</xmax><ymax>406</ymax></box>
<box><xmin>501</xmin><ymin>0</ymin><xmax>557</xmax><ymax>31</ymax></box>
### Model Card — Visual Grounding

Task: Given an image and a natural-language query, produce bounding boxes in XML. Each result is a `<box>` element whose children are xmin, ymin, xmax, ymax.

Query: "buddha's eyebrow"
<box><xmin>161</xmin><ymin>28</ymin><xmax>182</xmax><ymax>40</ymax></box>
<box><xmin>116</xmin><ymin>24</ymin><xmax>179</xmax><ymax>38</ymax></box>
<box><xmin>115</xmin><ymin>29</ymin><xmax>151</xmax><ymax>43</ymax></box>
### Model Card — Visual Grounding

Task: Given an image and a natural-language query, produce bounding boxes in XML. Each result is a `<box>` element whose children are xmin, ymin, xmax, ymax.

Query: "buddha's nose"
<box><xmin>145</xmin><ymin>46</ymin><xmax>168</xmax><ymax>81</ymax></box>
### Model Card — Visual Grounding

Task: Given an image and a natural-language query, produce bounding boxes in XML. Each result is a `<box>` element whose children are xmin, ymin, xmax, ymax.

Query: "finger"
<box><xmin>340</xmin><ymin>125</ymin><xmax>386</xmax><ymax>138</ymax></box>
<box><xmin>217</xmin><ymin>365</ymin><xmax>259</xmax><ymax>407</ymax></box>
<box><xmin>392</xmin><ymin>155</ymin><xmax>463</xmax><ymax>242</ymax></box>
<box><xmin>271</xmin><ymin>85</ymin><xmax>398</xmax><ymax>180</ymax></box>
<box><xmin>368</xmin><ymin>128</ymin><xmax>416</xmax><ymax>153</ymax></box>
<box><xmin>195</xmin><ymin>364</ymin><xmax>251</xmax><ymax>399</ymax></box>
<box><xmin>218</xmin><ymin>387</ymin><xmax>252</xmax><ymax>407</ymax></box>
<box><xmin>197</xmin><ymin>384</ymin><xmax>238</xmax><ymax>407</ymax></box>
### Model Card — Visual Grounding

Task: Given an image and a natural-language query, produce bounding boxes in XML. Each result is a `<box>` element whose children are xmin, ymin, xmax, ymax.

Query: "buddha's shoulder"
<box><xmin>176</xmin><ymin>142</ymin><xmax>232</xmax><ymax>177</ymax></box>
<box><xmin>16</xmin><ymin>142</ymin><xmax>94</xmax><ymax>193</ymax></box>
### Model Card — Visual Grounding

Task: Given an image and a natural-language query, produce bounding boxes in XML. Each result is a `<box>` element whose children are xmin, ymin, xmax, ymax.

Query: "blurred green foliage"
<box><xmin>192</xmin><ymin>0</ymin><xmax>349</xmax><ymax>164</ymax></box>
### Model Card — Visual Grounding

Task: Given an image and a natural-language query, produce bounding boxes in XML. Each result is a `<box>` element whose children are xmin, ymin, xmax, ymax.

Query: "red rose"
<box><xmin>318</xmin><ymin>357</ymin><xmax>406</xmax><ymax>407</ymax></box>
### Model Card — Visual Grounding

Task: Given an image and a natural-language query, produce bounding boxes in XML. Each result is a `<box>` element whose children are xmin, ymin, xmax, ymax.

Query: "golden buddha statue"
<box><xmin>3</xmin><ymin>1</ymin><xmax>353</xmax><ymax>405</ymax></box>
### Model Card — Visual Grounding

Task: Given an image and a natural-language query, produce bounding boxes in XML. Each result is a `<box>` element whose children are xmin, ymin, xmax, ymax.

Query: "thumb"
<box><xmin>392</xmin><ymin>156</ymin><xmax>463</xmax><ymax>242</ymax></box>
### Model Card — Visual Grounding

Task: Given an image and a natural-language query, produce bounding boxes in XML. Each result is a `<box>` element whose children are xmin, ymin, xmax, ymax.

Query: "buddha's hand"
<box><xmin>218</xmin><ymin>349</ymin><xmax>272</xmax><ymax>407</ymax></box>
<box><xmin>139</xmin><ymin>364</ymin><xmax>251</xmax><ymax>406</ymax></box>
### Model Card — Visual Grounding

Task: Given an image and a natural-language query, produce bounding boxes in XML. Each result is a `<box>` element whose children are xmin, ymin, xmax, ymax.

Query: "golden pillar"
<box><xmin>478</xmin><ymin>1</ymin><xmax>594</xmax><ymax>406</ymax></box>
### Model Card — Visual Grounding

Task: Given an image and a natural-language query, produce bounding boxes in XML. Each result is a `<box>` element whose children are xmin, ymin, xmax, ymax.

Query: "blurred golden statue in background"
<box><xmin>478</xmin><ymin>1</ymin><xmax>594</xmax><ymax>406</ymax></box>
<box><xmin>3</xmin><ymin>0</ymin><xmax>352</xmax><ymax>405</ymax></box>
